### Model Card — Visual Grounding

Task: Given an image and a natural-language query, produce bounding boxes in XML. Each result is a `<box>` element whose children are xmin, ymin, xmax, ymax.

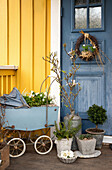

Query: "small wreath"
<box><xmin>75</xmin><ymin>33</ymin><xmax>99</xmax><ymax>61</ymax></box>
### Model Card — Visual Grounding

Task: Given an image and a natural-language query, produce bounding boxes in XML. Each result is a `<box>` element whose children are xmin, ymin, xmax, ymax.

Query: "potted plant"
<box><xmin>43</xmin><ymin>45</ymin><xmax>82</xmax><ymax>150</ymax></box>
<box><xmin>53</xmin><ymin>116</ymin><xmax>81</xmax><ymax>155</ymax></box>
<box><xmin>86</xmin><ymin>104</ymin><xmax>107</xmax><ymax>149</ymax></box>
<box><xmin>76</xmin><ymin>134</ymin><xmax>96</xmax><ymax>155</ymax></box>
<box><xmin>0</xmin><ymin>111</ymin><xmax>10</xmax><ymax>169</ymax></box>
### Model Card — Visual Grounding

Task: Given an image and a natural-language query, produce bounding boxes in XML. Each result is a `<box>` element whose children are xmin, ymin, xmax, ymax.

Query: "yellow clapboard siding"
<box><xmin>0</xmin><ymin>0</ymin><xmax>51</xmax><ymax>94</ymax></box>
<box><xmin>21</xmin><ymin>0</ymin><xmax>33</xmax><ymax>92</ymax></box>
<box><xmin>0</xmin><ymin>0</ymin><xmax>8</xmax><ymax>65</ymax></box>
<box><xmin>9</xmin><ymin>0</ymin><xmax>20</xmax><ymax>66</ymax></box>
<box><xmin>0</xmin><ymin>0</ymin><xmax>51</xmax><ymax>136</ymax></box>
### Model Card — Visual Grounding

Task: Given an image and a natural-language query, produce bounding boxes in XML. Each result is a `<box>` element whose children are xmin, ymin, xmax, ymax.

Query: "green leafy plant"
<box><xmin>82</xmin><ymin>44</ymin><xmax>96</xmax><ymax>52</ymax></box>
<box><xmin>82</xmin><ymin>44</ymin><xmax>89</xmax><ymax>52</ymax></box>
<box><xmin>53</xmin><ymin>117</ymin><xmax>81</xmax><ymax>140</ymax></box>
<box><xmin>23</xmin><ymin>91</ymin><xmax>54</xmax><ymax>107</ymax></box>
<box><xmin>87</xmin><ymin>104</ymin><xmax>107</xmax><ymax>129</ymax></box>
<box><xmin>79</xmin><ymin>134</ymin><xmax>93</xmax><ymax>140</ymax></box>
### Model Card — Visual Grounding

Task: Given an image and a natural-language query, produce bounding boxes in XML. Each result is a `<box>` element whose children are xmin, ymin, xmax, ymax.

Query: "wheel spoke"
<box><xmin>40</xmin><ymin>146</ymin><xmax>44</xmax><ymax>152</ymax></box>
<box><xmin>44</xmin><ymin>141</ymin><xmax>51</xmax><ymax>144</ymax></box>
<box><xmin>45</xmin><ymin>145</ymin><xmax>50</xmax><ymax>149</ymax></box>
<box><xmin>17</xmin><ymin>147</ymin><xmax>23</xmax><ymax>152</ymax></box>
<box><xmin>11</xmin><ymin>148</ymin><xmax>15</xmax><ymax>155</ymax></box>
<box><xmin>16</xmin><ymin>149</ymin><xmax>19</xmax><ymax>155</ymax></box>
<box><xmin>18</xmin><ymin>144</ymin><xmax>23</xmax><ymax>147</ymax></box>
<box><xmin>43</xmin><ymin>147</ymin><xmax>47</xmax><ymax>152</ymax></box>
<box><xmin>40</xmin><ymin>138</ymin><xmax>43</xmax><ymax>143</ymax></box>
<box><xmin>16</xmin><ymin>140</ymin><xmax>21</xmax><ymax>145</ymax></box>
<box><xmin>37</xmin><ymin>142</ymin><xmax>41</xmax><ymax>144</ymax></box>
<box><xmin>37</xmin><ymin>144</ymin><xmax>42</xmax><ymax>149</ymax></box>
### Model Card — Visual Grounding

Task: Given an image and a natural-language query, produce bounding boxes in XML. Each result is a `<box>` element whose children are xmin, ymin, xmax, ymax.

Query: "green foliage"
<box><xmin>89</xmin><ymin>46</ymin><xmax>96</xmax><ymax>52</ymax></box>
<box><xmin>23</xmin><ymin>91</ymin><xmax>53</xmax><ymax>107</ymax></box>
<box><xmin>79</xmin><ymin>134</ymin><xmax>93</xmax><ymax>140</ymax></box>
<box><xmin>87</xmin><ymin>104</ymin><xmax>107</xmax><ymax>128</ymax></box>
<box><xmin>53</xmin><ymin>117</ymin><xmax>81</xmax><ymax>140</ymax></box>
<box><xmin>82</xmin><ymin>45</ymin><xmax>96</xmax><ymax>52</ymax></box>
<box><xmin>82</xmin><ymin>45</ymin><xmax>89</xmax><ymax>52</ymax></box>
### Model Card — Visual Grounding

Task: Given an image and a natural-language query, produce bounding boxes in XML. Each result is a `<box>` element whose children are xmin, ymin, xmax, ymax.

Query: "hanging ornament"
<box><xmin>75</xmin><ymin>30</ymin><xmax>111</xmax><ymax>71</ymax></box>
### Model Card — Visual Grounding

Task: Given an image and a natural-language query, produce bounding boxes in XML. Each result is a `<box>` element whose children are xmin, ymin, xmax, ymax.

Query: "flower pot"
<box><xmin>64</xmin><ymin>114</ymin><xmax>82</xmax><ymax>150</ymax></box>
<box><xmin>0</xmin><ymin>145</ymin><xmax>10</xmax><ymax>170</ymax></box>
<box><xmin>55</xmin><ymin>138</ymin><xmax>73</xmax><ymax>155</ymax></box>
<box><xmin>86</xmin><ymin>128</ymin><xmax>105</xmax><ymax>149</ymax></box>
<box><xmin>76</xmin><ymin>137</ymin><xmax>96</xmax><ymax>155</ymax></box>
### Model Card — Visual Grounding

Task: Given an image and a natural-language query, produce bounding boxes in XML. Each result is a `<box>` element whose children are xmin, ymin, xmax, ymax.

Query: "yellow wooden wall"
<box><xmin>0</xmin><ymin>0</ymin><xmax>51</xmax><ymax>94</ymax></box>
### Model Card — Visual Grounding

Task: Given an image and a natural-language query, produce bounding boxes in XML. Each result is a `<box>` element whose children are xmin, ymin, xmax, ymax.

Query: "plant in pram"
<box><xmin>23</xmin><ymin>91</ymin><xmax>54</xmax><ymax>107</ymax></box>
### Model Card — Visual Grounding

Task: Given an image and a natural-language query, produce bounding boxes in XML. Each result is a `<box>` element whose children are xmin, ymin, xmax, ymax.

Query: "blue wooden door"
<box><xmin>61</xmin><ymin>0</ymin><xmax>112</xmax><ymax>135</ymax></box>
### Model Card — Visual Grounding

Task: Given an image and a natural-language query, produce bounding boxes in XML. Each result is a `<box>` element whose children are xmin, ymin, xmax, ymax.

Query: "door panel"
<box><xmin>61</xmin><ymin>0</ymin><xmax>112</xmax><ymax>135</ymax></box>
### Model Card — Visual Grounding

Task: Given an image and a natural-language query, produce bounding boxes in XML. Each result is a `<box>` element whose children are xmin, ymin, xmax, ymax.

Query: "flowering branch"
<box><xmin>43</xmin><ymin>44</ymin><xmax>81</xmax><ymax>115</ymax></box>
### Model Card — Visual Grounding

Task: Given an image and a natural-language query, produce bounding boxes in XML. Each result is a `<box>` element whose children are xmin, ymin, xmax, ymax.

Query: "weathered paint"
<box><xmin>1</xmin><ymin>106</ymin><xmax>59</xmax><ymax>131</ymax></box>
<box><xmin>0</xmin><ymin>0</ymin><xmax>51</xmax><ymax>94</ymax></box>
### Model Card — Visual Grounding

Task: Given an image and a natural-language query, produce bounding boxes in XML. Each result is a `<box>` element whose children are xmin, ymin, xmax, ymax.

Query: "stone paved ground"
<box><xmin>6</xmin><ymin>145</ymin><xmax>112</xmax><ymax>170</ymax></box>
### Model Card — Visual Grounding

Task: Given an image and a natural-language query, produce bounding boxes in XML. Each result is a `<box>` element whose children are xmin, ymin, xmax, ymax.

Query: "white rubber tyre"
<box><xmin>34</xmin><ymin>135</ymin><xmax>53</xmax><ymax>155</ymax></box>
<box><xmin>7</xmin><ymin>138</ymin><xmax>26</xmax><ymax>158</ymax></box>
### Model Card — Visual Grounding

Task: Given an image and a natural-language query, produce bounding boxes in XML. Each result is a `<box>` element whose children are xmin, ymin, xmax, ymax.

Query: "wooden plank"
<box><xmin>0</xmin><ymin>77</ymin><xmax>1</xmax><ymax>96</ymax></box>
<box><xmin>1</xmin><ymin>76</ymin><xmax>4</xmax><ymax>96</ymax></box>
<box><xmin>8</xmin><ymin>75</ymin><xmax>11</xmax><ymax>94</ymax></box>
<box><xmin>11</xmin><ymin>75</ymin><xmax>14</xmax><ymax>91</ymax></box>
<box><xmin>3</xmin><ymin>76</ymin><xmax>6</xmax><ymax>94</ymax></box>
<box><xmin>9</xmin><ymin>0</ymin><xmax>20</xmax><ymax>66</ymax></box>
<box><xmin>21</xmin><ymin>0</ymin><xmax>33</xmax><ymax>93</ymax></box>
<box><xmin>6</xmin><ymin>75</ymin><xmax>9</xmax><ymax>94</ymax></box>
<box><xmin>34</xmin><ymin>0</ymin><xmax>46</xmax><ymax>92</ymax></box>
<box><xmin>0</xmin><ymin>70</ymin><xmax>16</xmax><ymax>76</ymax></box>
<box><xmin>0</xmin><ymin>0</ymin><xmax>8</xmax><ymax>65</ymax></box>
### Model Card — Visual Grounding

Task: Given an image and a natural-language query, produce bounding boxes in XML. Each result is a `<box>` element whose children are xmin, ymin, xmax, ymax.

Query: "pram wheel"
<box><xmin>7</xmin><ymin>138</ymin><xmax>26</xmax><ymax>158</ymax></box>
<box><xmin>34</xmin><ymin>135</ymin><xmax>53</xmax><ymax>155</ymax></box>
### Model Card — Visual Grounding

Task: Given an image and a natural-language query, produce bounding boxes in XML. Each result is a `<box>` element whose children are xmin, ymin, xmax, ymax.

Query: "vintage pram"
<box><xmin>0</xmin><ymin>77</ymin><xmax>59</xmax><ymax>158</ymax></box>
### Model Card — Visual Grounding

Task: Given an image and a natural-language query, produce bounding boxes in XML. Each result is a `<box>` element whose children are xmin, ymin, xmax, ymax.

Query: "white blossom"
<box><xmin>31</xmin><ymin>90</ymin><xmax>34</xmax><ymax>94</ymax></box>
<box><xmin>61</xmin><ymin>150</ymin><xmax>74</xmax><ymax>158</ymax></box>
<box><xmin>61</xmin><ymin>151</ymin><xmax>68</xmax><ymax>158</ymax></box>
<box><xmin>67</xmin><ymin>151</ymin><xmax>74</xmax><ymax>158</ymax></box>
<box><xmin>44</xmin><ymin>92</ymin><xmax>47</xmax><ymax>96</ymax></box>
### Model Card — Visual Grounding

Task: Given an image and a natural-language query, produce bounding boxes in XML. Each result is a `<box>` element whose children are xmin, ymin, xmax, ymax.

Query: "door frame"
<box><xmin>50</xmin><ymin>0</ymin><xmax>61</xmax><ymax>124</ymax></box>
